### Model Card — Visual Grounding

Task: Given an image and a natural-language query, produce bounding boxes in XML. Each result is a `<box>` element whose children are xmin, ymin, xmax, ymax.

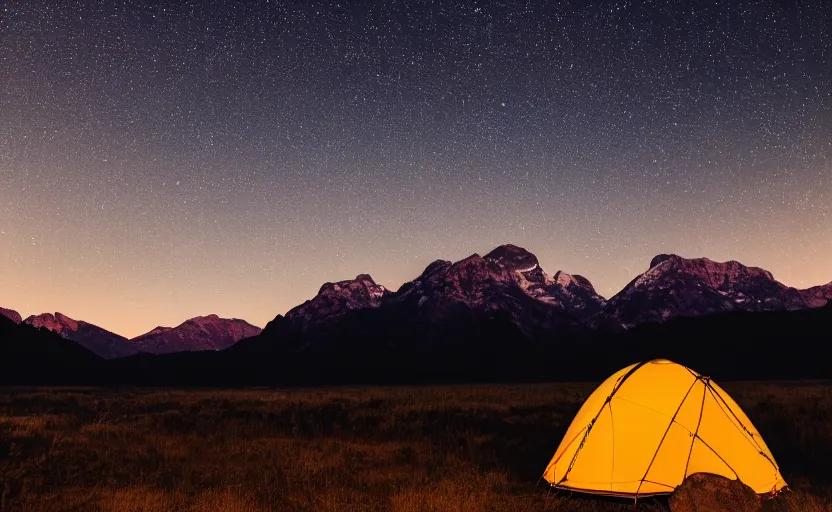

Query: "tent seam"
<box><xmin>694</xmin><ymin>433</ymin><xmax>742</xmax><ymax>480</ymax></box>
<box><xmin>609</xmin><ymin>401</ymin><xmax>615</xmax><ymax>492</ymax></box>
<box><xmin>614</xmin><ymin>395</ymin><xmax>680</xmax><ymax>421</ymax></box>
<box><xmin>707</xmin><ymin>383</ymin><xmax>780</xmax><ymax>471</ymax></box>
<box><xmin>705</xmin><ymin>382</ymin><xmax>783</xmax><ymax>489</ymax></box>
<box><xmin>542</xmin><ymin>425</ymin><xmax>587</xmax><ymax>479</ymax></box>
<box><xmin>556</xmin><ymin>360</ymin><xmax>649</xmax><ymax>485</ymax></box>
<box><xmin>703</xmin><ymin>384</ymin><xmax>769</xmax><ymax>458</ymax></box>
<box><xmin>635</xmin><ymin>376</ymin><xmax>701</xmax><ymax>494</ymax></box>
<box><xmin>683</xmin><ymin>377</ymin><xmax>708</xmax><ymax>478</ymax></box>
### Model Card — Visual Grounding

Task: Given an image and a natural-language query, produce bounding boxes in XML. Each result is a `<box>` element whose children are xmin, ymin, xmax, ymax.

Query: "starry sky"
<box><xmin>1</xmin><ymin>0</ymin><xmax>830</xmax><ymax>338</ymax></box>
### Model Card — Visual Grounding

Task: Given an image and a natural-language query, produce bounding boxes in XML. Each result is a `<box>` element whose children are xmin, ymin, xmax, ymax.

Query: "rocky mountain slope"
<box><xmin>131</xmin><ymin>315</ymin><xmax>261</xmax><ymax>354</ymax></box>
<box><xmin>483</xmin><ymin>244</ymin><xmax>604</xmax><ymax>315</ymax></box>
<box><xmin>601</xmin><ymin>254</ymin><xmax>809</xmax><ymax>327</ymax></box>
<box><xmin>384</xmin><ymin>244</ymin><xmax>605</xmax><ymax>338</ymax></box>
<box><xmin>237</xmin><ymin>244</ymin><xmax>605</xmax><ymax>368</ymax></box>
<box><xmin>0</xmin><ymin>307</ymin><xmax>22</xmax><ymax>324</ymax></box>
<box><xmin>283</xmin><ymin>274</ymin><xmax>391</xmax><ymax>331</ymax></box>
<box><xmin>400</xmin><ymin>244</ymin><xmax>604</xmax><ymax>314</ymax></box>
<box><xmin>23</xmin><ymin>312</ymin><xmax>139</xmax><ymax>359</ymax></box>
<box><xmin>259</xmin><ymin>244</ymin><xmax>604</xmax><ymax>342</ymax></box>
<box><xmin>800</xmin><ymin>282</ymin><xmax>832</xmax><ymax>308</ymax></box>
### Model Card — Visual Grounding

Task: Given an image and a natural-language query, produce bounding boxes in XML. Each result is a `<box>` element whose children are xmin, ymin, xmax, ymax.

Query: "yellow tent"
<box><xmin>542</xmin><ymin>359</ymin><xmax>787</xmax><ymax>498</ymax></box>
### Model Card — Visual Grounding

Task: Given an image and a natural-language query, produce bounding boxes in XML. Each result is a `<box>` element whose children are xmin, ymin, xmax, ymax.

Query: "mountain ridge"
<box><xmin>266</xmin><ymin>245</ymin><xmax>827</xmax><ymax>339</ymax></box>
<box><xmin>601</xmin><ymin>253</ymin><xmax>810</xmax><ymax>328</ymax></box>
<box><xmin>2</xmin><ymin>244</ymin><xmax>831</xmax><ymax>386</ymax></box>
<box><xmin>0</xmin><ymin>307</ymin><xmax>22</xmax><ymax>324</ymax></box>
<box><xmin>24</xmin><ymin>312</ymin><xmax>139</xmax><ymax>359</ymax></box>
<box><xmin>800</xmin><ymin>282</ymin><xmax>832</xmax><ymax>308</ymax></box>
<box><xmin>130</xmin><ymin>314</ymin><xmax>262</xmax><ymax>354</ymax></box>
<box><xmin>4</xmin><ymin>245</ymin><xmax>829</xmax><ymax>361</ymax></box>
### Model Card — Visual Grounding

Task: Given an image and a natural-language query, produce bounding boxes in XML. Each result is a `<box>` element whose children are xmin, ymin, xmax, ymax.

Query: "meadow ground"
<box><xmin>0</xmin><ymin>382</ymin><xmax>830</xmax><ymax>512</ymax></box>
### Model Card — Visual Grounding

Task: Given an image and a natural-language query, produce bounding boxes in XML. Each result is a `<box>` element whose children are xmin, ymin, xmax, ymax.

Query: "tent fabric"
<box><xmin>542</xmin><ymin>359</ymin><xmax>787</xmax><ymax>497</ymax></box>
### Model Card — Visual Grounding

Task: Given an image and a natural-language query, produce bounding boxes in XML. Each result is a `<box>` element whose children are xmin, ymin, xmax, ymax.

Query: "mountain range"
<box><xmin>2</xmin><ymin>243</ymin><xmax>831</xmax><ymax>385</ymax></box>
<box><xmin>247</xmin><ymin>244</ymin><xmax>828</xmax><ymax>339</ymax></box>
<box><xmin>1</xmin><ymin>310</ymin><xmax>261</xmax><ymax>359</ymax></box>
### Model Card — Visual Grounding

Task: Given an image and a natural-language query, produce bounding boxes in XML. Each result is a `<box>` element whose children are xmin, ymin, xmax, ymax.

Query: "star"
<box><xmin>0</xmin><ymin>0</ymin><xmax>828</xmax><ymax>337</ymax></box>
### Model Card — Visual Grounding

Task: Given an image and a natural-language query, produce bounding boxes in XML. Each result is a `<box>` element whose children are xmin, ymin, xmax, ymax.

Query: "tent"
<box><xmin>542</xmin><ymin>359</ymin><xmax>787</xmax><ymax>498</ymax></box>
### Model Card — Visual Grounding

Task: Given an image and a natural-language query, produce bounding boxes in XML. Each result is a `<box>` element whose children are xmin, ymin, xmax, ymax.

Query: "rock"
<box><xmin>669</xmin><ymin>473</ymin><xmax>761</xmax><ymax>512</ymax></box>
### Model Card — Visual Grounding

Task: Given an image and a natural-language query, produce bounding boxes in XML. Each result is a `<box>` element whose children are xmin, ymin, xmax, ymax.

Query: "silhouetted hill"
<box><xmin>3</xmin><ymin>302</ymin><xmax>831</xmax><ymax>387</ymax></box>
<box><xmin>568</xmin><ymin>302</ymin><xmax>832</xmax><ymax>382</ymax></box>
<box><xmin>0</xmin><ymin>314</ymin><xmax>109</xmax><ymax>385</ymax></box>
<box><xmin>218</xmin><ymin>302</ymin><xmax>832</xmax><ymax>386</ymax></box>
<box><xmin>24</xmin><ymin>312</ymin><xmax>138</xmax><ymax>358</ymax></box>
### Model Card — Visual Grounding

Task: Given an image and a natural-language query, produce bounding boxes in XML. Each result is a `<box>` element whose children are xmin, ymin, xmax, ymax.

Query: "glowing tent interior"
<box><xmin>542</xmin><ymin>359</ymin><xmax>787</xmax><ymax>498</ymax></box>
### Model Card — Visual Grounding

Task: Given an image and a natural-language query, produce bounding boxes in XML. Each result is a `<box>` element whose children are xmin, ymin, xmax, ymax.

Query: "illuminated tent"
<box><xmin>542</xmin><ymin>359</ymin><xmax>787</xmax><ymax>498</ymax></box>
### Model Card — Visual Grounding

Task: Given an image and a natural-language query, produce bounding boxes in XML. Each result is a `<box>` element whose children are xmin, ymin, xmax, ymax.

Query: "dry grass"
<box><xmin>0</xmin><ymin>382</ymin><xmax>830</xmax><ymax>511</ymax></box>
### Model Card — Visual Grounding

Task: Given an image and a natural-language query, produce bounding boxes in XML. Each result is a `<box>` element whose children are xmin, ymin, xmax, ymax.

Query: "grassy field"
<box><xmin>1</xmin><ymin>382</ymin><xmax>830</xmax><ymax>512</ymax></box>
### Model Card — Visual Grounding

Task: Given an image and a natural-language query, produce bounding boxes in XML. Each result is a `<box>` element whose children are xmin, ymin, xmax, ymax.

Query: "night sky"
<box><xmin>1</xmin><ymin>0</ymin><xmax>830</xmax><ymax>338</ymax></box>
